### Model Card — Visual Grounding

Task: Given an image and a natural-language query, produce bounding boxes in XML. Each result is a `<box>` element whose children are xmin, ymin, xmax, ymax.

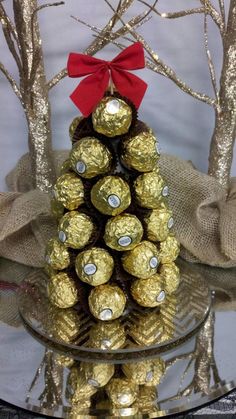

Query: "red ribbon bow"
<box><xmin>67</xmin><ymin>42</ymin><xmax>147</xmax><ymax>116</ymax></box>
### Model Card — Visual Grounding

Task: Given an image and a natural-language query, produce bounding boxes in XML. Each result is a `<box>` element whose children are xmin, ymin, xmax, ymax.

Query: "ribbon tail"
<box><xmin>111</xmin><ymin>68</ymin><xmax>147</xmax><ymax>109</ymax></box>
<box><xmin>70</xmin><ymin>68</ymin><xmax>109</xmax><ymax>116</ymax></box>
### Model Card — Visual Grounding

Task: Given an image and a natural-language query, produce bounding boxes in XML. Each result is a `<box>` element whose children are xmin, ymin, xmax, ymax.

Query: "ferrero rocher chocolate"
<box><xmin>104</xmin><ymin>213</ymin><xmax>143</xmax><ymax>251</ymax></box>
<box><xmin>51</xmin><ymin>198</ymin><xmax>64</xmax><ymax>220</ymax></box>
<box><xmin>130</xmin><ymin>311</ymin><xmax>164</xmax><ymax>346</ymax></box>
<box><xmin>106</xmin><ymin>378</ymin><xmax>138</xmax><ymax>408</ymax></box>
<box><xmin>160</xmin><ymin>262</ymin><xmax>180</xmax><ymax>294</ymax></box>
<box><xmin>131</xmin><ymin>274</ymin><xmax>166</xmax><ymax>307</ymax></box>
<box><xmin>67</xmin><ymin>367</ymin><xmax>97</xmax><ymax>404</ymax></box>
<box><xmin>53</xmin><ymin>172</ymin><xmax>84</xmax><ymax>210</ymax></box>
<box><xmin>144</xmin><ymin>203</ymin><xmax>174</xmax><ymax>242</ymax></box>
<box><xmin>75</xmin><ymin>247</ymin><xmax>114</xmax><ymax>286</ymax></box>
<box><xmin>54</xmin><ymin>354</ymin><xmax>74</xmax><ymax>368</ymax></box>
<box><xmin>58</xmin><ymin>211</ymin><xmax>94</xmax><ymax>249</ymax></box>
<box><xmin>134</xmin><ymin>171</ymin><xmax>169</xmax><ymax>208</ymax></box>
<box><xmin>70</xmin><ymin>137</ymin><xmax>112</xmax><ymax>178</ymax></box>
<box><xmin>159</xmin><ymin>235</ymin><xmax>180</xmax><ymax>263</ymax></box>
<box><xmin>47</xmin><ymin>272</ymin><xmax>78</xmax><ymax>308</ymax></box>
<box><xmin>137</xmin><ymin>386</ymin><xmax>158</xmax><ymax>412</ymax></box>
<box><xmin>122</xmin><ymin>240</ymin><xmax>160</xmax><ymax>279</ymax></box>
<box><xmin>89</xmin><ymin>320</ymin><xmax>126</xmax><ymax>350</ymax></box>
<box><xmin>69</xmin><ymin>116</ymin><xmax>83</xmax><ymax>139</ymax></box>
<box><xmin>45</xmin><ymin>238</ymin><xmax>70</xmax><ymax>270</ymax></box>
<box><xmin>81</xmin><ymin>362</ymin><xmax>114</xmax><ymax>387</ymax></box>
<box><xmin>122</xmin><ymin>358</ymin><xmax>165</xmax><ymax>386</ymax></box>
<box><xmin>88</xmin><ymin>284</ymin><xmax>126</xmax><ymax>321</ymax></box>
<box><xmin>44</xmin><ymin>263</ymin><xmax>57</xmax><ymax>278</ymax></box>
<box><xmin>59</xmin><ymin>158</ymin><xmax>71</xmax><ymax>175</ymax></box>
<box><xmin>91</xmin><ymin>176</ymin><xmax>131</xmax><ymax>216</ymax></box>
<box><xmin>92</xmin><ymin>96</ymin><xmax>132</xmax><ymax>137</ymax></box>
<box><xmin>121</xmin><ymin>131</ymin><xmax>159</xmax><ymax>172</ymax></box>
<box><xmin>45</xmin><ymin>307</ymin><xmax>80</xmax><ymax>342</ymax></box>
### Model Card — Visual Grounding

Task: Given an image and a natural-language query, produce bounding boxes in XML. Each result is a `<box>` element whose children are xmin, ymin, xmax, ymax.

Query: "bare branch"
<box><xmin>138</xmin><ymin>1</ymin><xmax>205</xmax><ymax>19</ymax></box>
<box><xmin>200</xmin><ymin>0</ymin><xmax>225</xmax><ymax>34</ymax></box>
<box><xmin>0</xmin><ymin>62</ymin><xmax>22</xmax><ymax>100</ymax></box>
<box><xmin>204</xmin><ymin>12</ymin><xmax>219</xmax><ymax>101</ymax></box>
<box><xmin>33</xmin><ymin>1</ymin><xmax>65</xmax><ymax>14</ymax></box>
<box><xmin>104</xmin><ymin>0</ymin><xmax>217</xmax><ymax>108</ymax></box>
<box><xmin>0</xmin><ymin>4</ymin><xmax>22</xmax><ymax>73</ymax></box>
<box><xmin>47</xmin><ymin>67</ymin><xmax>67</xmax><ymax>90</ymax></box>
<box><xmin>218</xmin><ymin>0</ymin><xmax>226</xmax><ymax>25</ymax></box>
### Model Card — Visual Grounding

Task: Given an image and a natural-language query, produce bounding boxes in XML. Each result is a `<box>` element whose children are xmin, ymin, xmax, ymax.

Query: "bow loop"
<box><xmin>67</xmin><ymin>42</ymin><xmax>147</xmax><ymax>116</ymax></box>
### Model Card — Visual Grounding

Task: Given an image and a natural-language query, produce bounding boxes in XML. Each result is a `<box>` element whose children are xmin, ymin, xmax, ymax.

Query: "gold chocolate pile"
<box><xmin>46</xmin><ymin>94</ymin><xmax>180</xmax><ymax>325</ymax></box>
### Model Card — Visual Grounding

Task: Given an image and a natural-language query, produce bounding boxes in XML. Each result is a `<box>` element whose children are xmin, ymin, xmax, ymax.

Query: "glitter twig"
<box><xmin>0</xmin><ymin>62</ymin><xmax>22</xmax><ymax>100</ymax></box>
<box><xmin>204</xmin><ymin>12</ymin><xmax>219</xmax><ymax>102</ymax></box>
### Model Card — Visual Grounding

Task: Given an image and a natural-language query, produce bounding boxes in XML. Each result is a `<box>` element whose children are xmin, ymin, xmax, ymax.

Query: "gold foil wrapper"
<box><xmin>67</xmin><ymin>367</ymin><xmax>97</xmax><ymax>404</ymax></box>
<box><xmin>44</xmin><ymin>263</ymin><xmax>57</xmax><ymax>278</ymax></box>
<box><xmin>45</xmin><ymin>238</ymin><xmax>70</xmax><ymax>270</ymax></box>
<box><xmin>69</xmin><ymin>116</ymin><xmax>83</xmax><ymax>139</ymax></box>
<box><xmin>134</xmin><ymin>171</ymin><xmax>169</xmax><ymax>208</ymax></box>
<box><xmin>70</xmin><ymin>137</ymin><xmax>112</xmax><ymax>179</ymax></box>
<box><xmin>51</xmin><ymin>198</ymin><xmax>64</xmax><ymax>220</ymax></box>
<box><xmin>137</xmin><ymin>386</ymin><xmax>158</xmax><ymax>412</ymax></box>
<box><xmin>122</xmin><ymin>240</ymin><xmax>160</xmax><ymax>279</ymax></box>
<box><xmin>47</xmin><ymin>272</ymin><xmax>78</xmax><ymax>309</ymax></box>
<box><xmin>89</xmin><ymin>320</ymin><xmax>126</xmax><ymax>350</ymax></box>
<box><xmin>106</xmin><ymin>378</ymin><xmax>138</xmax><ymax>408</ymax></box>
<box><xmin>91</xmin><ymin>176</ymin><xmax>131</xmax><ymax>216</ymax></box>
<box><xmin>59</xmin><ymin>159</ymin><xmax>71</xmax><ymax>175</ymax></box>
<box><xmin>88</xmin><ymin>284</ymin><xmax>126</xmax><ymax>321</ymax></box>
<box><xmin>53</xmin><ymin>173</ymin><xmax>84</xmax><ymax>210</ymax></box>
<box><xmin>144</xmin><ymin>203</ymin><xmax>174</xmax><ymax>242</ymax></box>
<box><xmin>46</xmin><ymin>307</ymin><xmax>80</xmax><ymax>343</ymax></box>
<box><xmin>159</xmin><ymin>235</ymin><xmax>180</xmax><ymax>263</ymax></box>
<box><xmin>104</xmin><ymin>213</ymin><xmax>143</xmax><ymax>251</ymax></box>
<box><xmin>92</xmin><ymin>97</ymin><xmax>132</xmax><ymax>137</ymax></box>
<box><xmin>130</xmin><ymin>311</ymin><xmax>164</xmax><ymax>346</ymax></box>
<box><xmin>121</xmin><ymin>131</ymin><xmax>159</xmax><ymax>172</ymax></box>
<box><xmin>160</xmin><ymin>262</ymin><xmax>180</xmax><ymax>294</ymax></box>
<box><xmin>81</xmin><ymin>362</ymin><xmax>114</xmax><ymax>387</ymax></box>
<box><xmin>122</xmin><ymin>358</ymin><xmax>165</xmax><ymax>386</ymax></box>
<box><xmin>131</xmin><ymin>274</ymin><xmax>166</xmax><ymax>308</ymax></box>
<box><xmin>54</xmin><ymin>354</ymin><xmax>74</xmax><ymax>368</ymax></box>
<box><xmin>58</xmin><ymin>211</ymin><xmax>94</xmax><ymax>249</ymax></box>
<box><xmin>75</xmin><ymin>247</ymin><xmax>114</xmax><ymax>286</ymax></box>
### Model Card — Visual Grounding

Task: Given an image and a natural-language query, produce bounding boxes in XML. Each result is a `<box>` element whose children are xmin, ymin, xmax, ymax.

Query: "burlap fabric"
<box><xmin>0</xmin><ymin>151</ymin><xmax>235</xmax><ymax>268</ymax></box>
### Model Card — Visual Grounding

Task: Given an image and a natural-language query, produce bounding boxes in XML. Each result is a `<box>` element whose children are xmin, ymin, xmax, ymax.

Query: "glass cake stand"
<box><xmin>0</xmin><ymin>258</ymin><xmax>236</xmax><ymax>417</ymax></box>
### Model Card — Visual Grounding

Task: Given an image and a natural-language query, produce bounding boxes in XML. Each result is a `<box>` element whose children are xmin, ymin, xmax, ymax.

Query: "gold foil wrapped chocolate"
<box><xmin>144</xmin><ymin>203</ymin><xmax>174</xmax><ymax>242</ymax></box>
<box><xmin>106</xmin><ymin>378</ymin><xmax>138</xmax><ymax>408</ymax></box>
<box><xmin>54</xmin><ymin>354</ymin><xmax>74</xmax><ymax>368</ymax></box>
<box><xmin>137</xmin><ymin>386</ymin><xmax>158</xmax><ymax>413</ymax></box>
<box><xmin>69</xmin><ymin>116</ymin><xmax>83</xmax><ymax>139</ymax></box>
<box><xmin>159</xmin><ymin>235</ymin><xmax>180</xmax><ymax>263</ymax></box>
<box><xmin>67</xmin><ymin>367</ymin><xmax>97</xmax><ymax>404</ymax></box>
<box><xmin>70</xmin><ymin>137</ymin><xmax>112</xmax><ymax>178</ymax></box>
<box><xmin>92</xmin><ymin>96</ymin><xmax>132</xmax><ymax>137</ymax></box>
<box><xmin>130</xmin><ymin>311</ymin><xmax>164</xmax><ymax>346</ymax></box>
<box><xmin>122</xmin><ymin>240</ymin><xmax>160</xmax><ymax>279</ymax></box>
<box><xmin>134</xmin><ymin>171</ymin><xmax>169</xmax><ymax>208</ymax></box>
<box><xmin>44</xmin><ymin>263</ymin><xmax>57</xmax><ymax>278</ymax></box>
<box><xmin>89</xmin><ymin>320</ymin><xmax>126</xmax><ymax>350</ymax></box>
<box><xmin>53</xmin><ymin>172</ymin><xmax>84</xmax><ymax>210</ymax></box>
<box><xmin>122</xmin><ymin>358</ymin><xmax>165</xmax><ymax>386</ymax></box>
<box><xmin>88</xmin><ymin>284</ymin><xmax>126</xmax><ymax>321</ymax></box>
<box><xmin>45</xmin><ymin>238</ymin><xmax>70</xmax><ymax>270</ymax></box>
<box><xmin>47</xmin><ymin>272</ymin><xmax>78</xmax><ymax>308</ymax></box>
<box><xmin>160</xmin><ymin>262</ymin><xmax>180</xmax><ymax>294</ymax></box>
<box><xmin>75</xmin><ymin>247</ymin><xmax>114</xmax><ymax>286</ymax></box>
<box><xmin>46</xmin><ymin>307</ymin><xmax>80</xmax><ymax>342</ymax></box>
<box><xmin>58</xmin><ymin>211</ymin><xmax>94</xmax><ymax>249</ymax></box>
<box><xmin>81</xmin><ymin>362</ymin><xmax>114</xmax><ymax>387</ymax></box>
<box><xmin>91</xmin><ymin>176</ymin><xmax>131</xmax><ymax>216</ymax></box>
<box><xmin>51</xmin><ymin>198</ymin><xmax>64</xmax><ymax>220</ymax></box>
<box><xmin>104</xmin><ymin>213</ymin><xmax>143</xmax><ymax>251</ymax></box>
<box><xmin>121</xmin><ymin>131</ymin><xmax>159</xmax><ymax>172</ymax></box>
<box><xmin>59</xmin><ymin>159</ymin><xmax>71</xmax><ymax>175</ymax></box>
<box><xmin>131</xmin><ymin>274</ymin><xmax>166</xmax><ymax>307</ymax></box>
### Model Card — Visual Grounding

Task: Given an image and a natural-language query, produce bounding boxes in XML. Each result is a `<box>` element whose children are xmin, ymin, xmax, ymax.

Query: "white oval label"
<box><xmin>76</xmin><ymin>160</ymin><xmax>86</xmax><ymax>174</ymax></box>
<box><xmin>168</xmin><ymin>217</ymin><xmax>174</xmax><ymax>229</ymax></box>
<box><xmin>149</xmin><ymin>256</ymin><xmax>158</xmax><ymax>269</ymax></box>
<box><xmin>156</xmin><ymin>290</ymin><xmax>166</xmax><ymax>302</ymax></box>
<box><xmin>99</xmin><ymin>308</ymin><xmax>113</xmax><ymax>321</ymax></box>
<box><xmin>58</xmin><ymin>230</ymin><xmax>66</xmax><ymax>243</ymax></box>
<box><xmin>162</xmin><ymin>186</ymin><xmax>169</xmax><ymax>197</ymax></box>
<box><xmin>107</xmin><ymin>194</ymin><xmax>121</xmax><ymax>208</ymax></box>
<box><xmin>106</xmin><ymin>99</ymin><xmax>120</xmax><ymax>114</ymax></box>
<box><xmin>84</xmin><ymin>263</ymin><xmax>97</xmax><ymax>275</ymax></box>
<box><xmin>118</xmin><ymin>236</ymin><xmax>132</xmax><ymax>247</ymax></box>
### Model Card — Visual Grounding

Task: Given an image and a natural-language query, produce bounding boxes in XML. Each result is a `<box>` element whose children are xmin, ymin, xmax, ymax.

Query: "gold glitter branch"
<box><xmin>0</xmin><ymin>62</ymin><xmax>22</xmax><ymax>100</ymax></box>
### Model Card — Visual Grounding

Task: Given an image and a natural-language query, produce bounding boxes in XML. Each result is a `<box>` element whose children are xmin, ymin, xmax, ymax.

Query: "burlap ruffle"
<box><xmin>0</xmin><ymin>151</ymin><xmax>236</xmax><ymax>268</ymax></box>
